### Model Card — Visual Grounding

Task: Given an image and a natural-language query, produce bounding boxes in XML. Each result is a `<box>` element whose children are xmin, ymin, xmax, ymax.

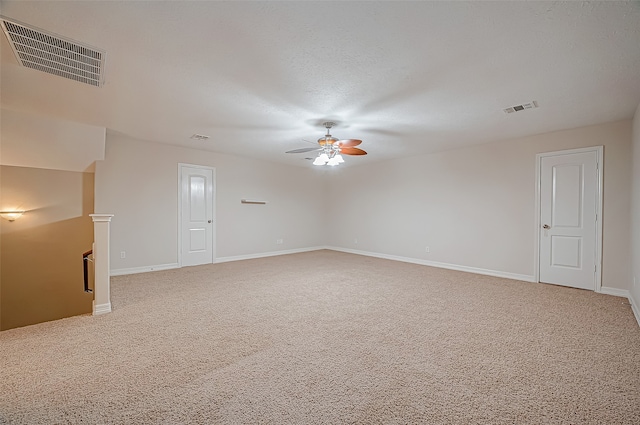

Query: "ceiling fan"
<box><xmin>286</xmin><ymin>121</ymin><xmax>367</xmax><ymax>166</ymax></box>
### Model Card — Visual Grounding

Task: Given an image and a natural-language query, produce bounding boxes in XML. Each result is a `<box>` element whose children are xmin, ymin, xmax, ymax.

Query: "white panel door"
<box><xmin>539</xmin><ymin>151</ymin><xmax>598</xmax><ymax>290</ymax></box>
<box><xmin>180</xmin><ymin>165</ymin><xmax>214</xmax><ymax>267</ymax></box>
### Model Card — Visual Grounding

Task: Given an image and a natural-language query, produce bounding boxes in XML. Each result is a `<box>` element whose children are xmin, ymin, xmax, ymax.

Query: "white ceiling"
<box><xmin>1</xmin><ymin>1</ymin><xmax>640</xmax><ymax>168</ymax></box>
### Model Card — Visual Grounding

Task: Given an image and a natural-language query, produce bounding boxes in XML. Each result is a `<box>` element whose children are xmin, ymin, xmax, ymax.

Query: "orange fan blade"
<box><xmin>340</xmin><ymin>147</ymin><xmax>367</xmax><ymax>156</ymax></box>
<box><xmin>337</xmin><ymin>139</ymin><xmax>362</xmax><ymax>148</ymax></box>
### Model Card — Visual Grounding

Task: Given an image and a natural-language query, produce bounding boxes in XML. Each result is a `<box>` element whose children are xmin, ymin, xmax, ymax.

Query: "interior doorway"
<box><xmin>535</xmin><ymin>147</ymin><xmax>603</xmax><ymax>291</ymax></box>
<box><xmin>178</xmin><ymin>163</ymin><xmax>216</xmax><ymax>267</ymax></box>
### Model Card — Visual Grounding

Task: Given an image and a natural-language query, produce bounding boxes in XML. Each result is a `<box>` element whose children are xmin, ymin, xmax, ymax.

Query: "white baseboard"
<box><xmin>110</xmin><ymin>263</ymin><xmax>179</xmax><ymax>276</ymax></box>
<box><xmin>629</xmin><ymin>293</ymin><xmax>640</xmax><ymax>328</ymax></box>
<box><xmin>93</xmin><ymin>302</ymin><xmax>111</xmax><ymax>315</ymax></box>
<box><xmin>216</xmin><ymin>246</ymin><xmax>325</xmax><ymax>264</ymax></box>
<box><xmin>598</xmin><ymin>288</ymin><xmax>640</xmax><ymax>328</ymax></box>
<box><xmin>105</xmin><ymin>245</ymin><xmax>640</xmax><ymax>329</ymax></box>
<box><xmin>598</xmin><ymin>286</ymin><xmax>630</xmax><ymax>298</ymax></box>
<box><xmin>326</xmin><ymin>246</ymin><xmax>536</xmax><ymax>283</ymax></box>
<box><xmin>110</xmin><ymin>248</ymin><xmax>326</xmax><ymax>275</ymax></box>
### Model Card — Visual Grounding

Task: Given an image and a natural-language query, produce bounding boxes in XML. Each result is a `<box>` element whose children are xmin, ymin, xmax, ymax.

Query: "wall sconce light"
<box><xmin>0</xmin><ymin>211</ymin><xmax>25</xmax><ymax>222</ymax></box>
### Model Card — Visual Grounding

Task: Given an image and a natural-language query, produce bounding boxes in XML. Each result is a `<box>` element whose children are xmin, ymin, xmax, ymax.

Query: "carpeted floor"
<box><xmin>1</xmin><ymin>250</ymin><xmax>639</xmax><ymax>424</ymax></box>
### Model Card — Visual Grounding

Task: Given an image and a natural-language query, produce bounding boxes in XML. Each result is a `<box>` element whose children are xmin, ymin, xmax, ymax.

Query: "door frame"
<box><xmin>177</xmin><ymin>163</ymin><xmax>216</xmax><ymax>267</ymax></box>
<box><xmin>533</xmin><ymin>146</ymin><xmax>603</xmax><ymax>291</ymax></box>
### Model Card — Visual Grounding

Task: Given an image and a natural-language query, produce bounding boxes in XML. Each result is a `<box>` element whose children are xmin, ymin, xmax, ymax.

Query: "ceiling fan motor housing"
<box><xmin>319</xmin><ymin>122</ymin><xmax>338</xmax><ymax>146</ymax></box>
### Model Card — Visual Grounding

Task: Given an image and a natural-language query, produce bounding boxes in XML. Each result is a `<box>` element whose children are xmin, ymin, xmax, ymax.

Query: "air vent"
<box><xmin>0</xmin><ymin>17</ymin><xmax>105</xmax><ymax>87</ymax></box>
<box><xmin>190</xmin><ymin>134</ymin><xmax>210</xmax><ymax>141</ymax></box>
<box><xmin>503</xmin><ymin>101</ymin><xmax>538</xmax><ymax>114</ymax></box>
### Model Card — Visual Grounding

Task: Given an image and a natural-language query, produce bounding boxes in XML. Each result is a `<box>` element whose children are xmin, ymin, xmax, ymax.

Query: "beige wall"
<box><xmin>95</xmin><ymin>133</ymin><xmax>327</xmax><ymax>273</ymax></box>
<box><xmin>94</xmin><ymin>120</ymin><xmax>633</xmax><ymax>294</ymax></box>
<box><xmin>0</xmin><ymin>108</ymin><xmax>105</xmax><ymax>172</ymax></box>
<box><xmin>630</xmin><ymin>104</ymin><xmax>640</xmax><ymax>313</ymax></box>
<box><xmin>327</xmin><ymin>120</ymin><xmax>632</xmax><ymax>290</ymax></box>
<box><xmin>0</xmin><ymin>166</ymin><xmax>94</xmax><ymax>330</ymax></box>
<box><xmin>2</xmin><ymin>116</ymin><xmax>634</xmax><ymax>330</ymax></box>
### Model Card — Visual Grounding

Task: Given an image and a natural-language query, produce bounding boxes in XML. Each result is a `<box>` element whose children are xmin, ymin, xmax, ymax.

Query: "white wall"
<box><xmin>0</xmin><ymin>109</ymin><xmax>105</xmax><ymax>172</ymax></box>
<box><xmin>630</xmin><ymin>103</ymin><xmax>640</xmax><ymax>323</ymax></box>
<box><xmin>95</xmin><ymin>133</ymin><xmax>327</xmax><ymax>273</ymax></box>
<box><xmin>95</xmin><ymin>120</ymin><xmax>634</xmax><ymax>296</ymax></box>
<box><xmin>327</xmin><ymin>120</ymin><xmax>632</xmax><ymax>290</ymax></box>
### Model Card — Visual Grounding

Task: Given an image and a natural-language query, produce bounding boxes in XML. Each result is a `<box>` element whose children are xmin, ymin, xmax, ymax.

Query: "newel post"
<box><xmin>90</xmin><ymin>214</ymin><xmax>114</xmax><ymax>315</ymax></box>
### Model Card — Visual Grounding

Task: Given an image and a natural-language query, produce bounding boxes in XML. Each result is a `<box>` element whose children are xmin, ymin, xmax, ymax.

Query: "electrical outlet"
<box><xmin>276</xmin><ymin>239</ymin><xmax>283</xmax><ymax>245</ymax></box>
<box><xmin>354</xmin><ymin>238</ymin><xmax>358</xmax><ymax>244</ymax></box>
<box><xmin>425</xmin><ymin>246</ymin><xmax>430</xmax><ymax>253</ymax></box>
<box><xmin>120</xmin><ymin>251</ymin><xmax>126</xmax><ymax>259</ymax></box>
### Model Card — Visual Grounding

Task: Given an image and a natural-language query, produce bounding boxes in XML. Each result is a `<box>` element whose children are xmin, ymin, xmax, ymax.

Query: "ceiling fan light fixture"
<box><xmin>288</xmin><ymin>121</ymin><xmax>367</xmax><ymax>166</ymax></box>
<box><xmin>313</xmin><ymin>154</ymin><xmax>329</xmax><ymax>166</ymax></box>
<box><xmin>327</xmin><ymin>156</ymin><xmax>340</xmax><ymax>166</ymax></box>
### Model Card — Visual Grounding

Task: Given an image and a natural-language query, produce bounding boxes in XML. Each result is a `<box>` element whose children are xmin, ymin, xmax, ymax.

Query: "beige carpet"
<box><xmin>1</xmin><ymin>250</ymin><xmax>639</xmax><ymax>424</ymax></box>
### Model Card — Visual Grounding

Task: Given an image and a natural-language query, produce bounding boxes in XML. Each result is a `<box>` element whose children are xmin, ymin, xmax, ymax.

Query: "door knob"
<box><xmin>543</xmin><ymin>224</ymin><xmax>550</xmax><ymax>229</ymax></box>
<box><xmin>208</xmin><ymin>220</ymin><xmax>212</xmax><ymax>223</ymax></box>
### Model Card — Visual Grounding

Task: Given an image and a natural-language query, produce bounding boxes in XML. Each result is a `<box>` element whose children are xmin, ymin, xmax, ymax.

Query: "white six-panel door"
<box><xmin>539</xmin><ymin>149</ymin><xmax>599</xmax><ymax>290</ymax></box>
<box><xmin>180</xmin><ymin>164</ymin><xmax>215</xmax><ymax>267</ymax></box>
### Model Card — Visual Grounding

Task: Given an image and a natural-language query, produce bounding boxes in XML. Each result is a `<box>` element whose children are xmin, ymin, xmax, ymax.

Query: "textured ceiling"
<box><xmin>1</xmin><ymin>1</ymin><xmax>640</xmax><ymax>168</ymax></box>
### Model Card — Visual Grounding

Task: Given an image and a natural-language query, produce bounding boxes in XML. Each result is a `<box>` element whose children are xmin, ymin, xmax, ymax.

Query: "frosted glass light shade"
<box><xmin>313</xmin><ymin>156</ymin><xmax>326</xmax><ymax>165</ymax></box>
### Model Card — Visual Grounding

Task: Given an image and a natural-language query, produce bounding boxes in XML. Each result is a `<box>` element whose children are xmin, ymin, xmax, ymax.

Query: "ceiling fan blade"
<box><xmin>337</xmin><ymin>139</ymin><xmax>362</xmax><ymax>148</ymax></box>
<box><xmin>286</xmin><ymin>147</ymin><xmax>321</xmax><ymax>154</ymax></box>
<box><xmin>340</xmin><ymin>147</ymin><xmax>367</xmax><ymax>156</ymax></box>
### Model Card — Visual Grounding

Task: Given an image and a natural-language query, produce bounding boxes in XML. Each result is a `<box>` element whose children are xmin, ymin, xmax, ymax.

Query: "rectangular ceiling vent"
<box><xmin>0</xmin><ymin>17</ymin><xmax>105</xmax><ymax>87</ymax></box>
<box><xmin>503</xmin><ymin>101</ymin><xmax>538</xmax><ymax>114</ymax></box>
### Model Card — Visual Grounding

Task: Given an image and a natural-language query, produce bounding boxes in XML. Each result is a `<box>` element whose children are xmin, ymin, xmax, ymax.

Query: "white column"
<box><xmin>90</xmin><ymin>214</ymin><xmax>114</xmax><ymax>315</ymax></box>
